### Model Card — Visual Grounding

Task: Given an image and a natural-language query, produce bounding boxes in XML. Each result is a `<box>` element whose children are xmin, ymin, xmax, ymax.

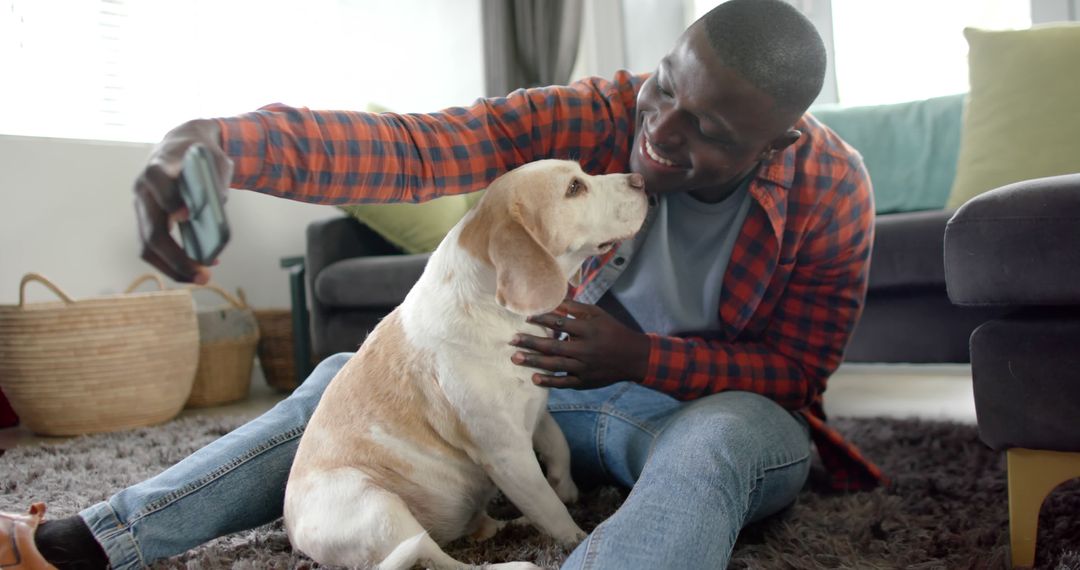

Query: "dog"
<box><xmin>283</xmin><ymin>159</ymin><xmax>648</xmax><ymax>570</ymax></box>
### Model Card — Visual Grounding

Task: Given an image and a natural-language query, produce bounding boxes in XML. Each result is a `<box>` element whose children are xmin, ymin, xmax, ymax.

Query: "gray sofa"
<box><xmin>304</xmin><ymin>210</ymin><xmax>1004</xmax><ymax>364</ymax></box>
<box><xmin>304</xmin><ymin>94</ymin><xmax>1006</xmax><ymax>364</ymax></box>
<box><xmin>942</xmin><ymin>173</ymin><xmax>1080</xmax><ymax>567</ymax></box>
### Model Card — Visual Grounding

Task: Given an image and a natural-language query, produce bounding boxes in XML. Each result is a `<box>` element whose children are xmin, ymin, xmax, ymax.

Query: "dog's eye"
<box><xmin>566</xmin><ymin>178</ymin><xmax>586</xmax><ymax>198</ymax></box>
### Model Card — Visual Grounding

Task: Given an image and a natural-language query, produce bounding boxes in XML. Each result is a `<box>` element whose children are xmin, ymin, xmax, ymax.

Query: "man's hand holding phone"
<box><xmin>134</xmin><ymin>119</ymin><xmax>233</xmax><ymax>284</ymax></box>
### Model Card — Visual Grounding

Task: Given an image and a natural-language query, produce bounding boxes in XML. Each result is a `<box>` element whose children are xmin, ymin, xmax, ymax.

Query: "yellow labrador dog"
<box><xmin>283</xmin><ymin>159</ymin><xmax>648</xmax><ymax>570</ymax></box>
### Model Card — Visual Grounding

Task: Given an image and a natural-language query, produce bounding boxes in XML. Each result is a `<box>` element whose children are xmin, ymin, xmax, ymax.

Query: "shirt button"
<box><xmin>614</xmin><ymin>257</ymin><xmax>626</xmax><ymax>266</ymax></box>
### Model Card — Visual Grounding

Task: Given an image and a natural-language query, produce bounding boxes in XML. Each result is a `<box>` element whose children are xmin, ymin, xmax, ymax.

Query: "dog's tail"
<box><xmin>376</xmin><ymin>532</ymin><xmax>466</xmax><ymax>570</ymax></box>
<box><xmin>376</xmin><ymin>532</ymin><xmax>427</xmax><ymax>570</ymax></box>
<box><xmin>377</xmin><ymin>532</ymin><xmax>541</xmax><ymax>570</ymax></box>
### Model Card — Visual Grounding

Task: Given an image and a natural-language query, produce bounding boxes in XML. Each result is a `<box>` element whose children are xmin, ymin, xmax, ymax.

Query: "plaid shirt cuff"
<box><xmin>641</xmin><ymin>333</ymin><xmax>701</xmax><ymax>400</ymax></box>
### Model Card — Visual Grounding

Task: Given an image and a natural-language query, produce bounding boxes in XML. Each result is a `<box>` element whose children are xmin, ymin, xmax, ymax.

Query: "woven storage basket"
<box><xmin>254</xmin><ymin>309</ymin><xmax>299</xmax><ymax>392</ymax></box>
<box><xmin>0</xmin><ymin>273</ymin><xmax>198</xmax><ymax>436</ymax></box>
<box><xmin>185</xmin><ymin>284</ymin><xmax>260</xmax><ymax>408</ymax></box>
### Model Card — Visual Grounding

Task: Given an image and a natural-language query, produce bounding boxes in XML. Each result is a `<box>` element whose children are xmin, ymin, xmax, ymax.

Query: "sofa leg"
<box><xmin>1006</xmin><ymin>448</ymin><xmax>1080</xmax><ymax>568</ymax></box>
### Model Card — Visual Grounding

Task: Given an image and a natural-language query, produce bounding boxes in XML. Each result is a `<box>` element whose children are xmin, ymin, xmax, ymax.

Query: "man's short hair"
<box><xmin>699</xmin><ymin>0</ymin><xmax>827</xmax><ymax>115</ymax></box>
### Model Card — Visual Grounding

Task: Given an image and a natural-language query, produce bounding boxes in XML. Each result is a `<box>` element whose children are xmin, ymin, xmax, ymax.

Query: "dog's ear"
<box><xmin>489</xmin><ymin>217</ymin><xmax>566</xmax><ymax>316</ymax></box>
<box><xmin>458</xmin><ymin>186</ymin><xmax>567</xmax><ymax>315</ymax></box>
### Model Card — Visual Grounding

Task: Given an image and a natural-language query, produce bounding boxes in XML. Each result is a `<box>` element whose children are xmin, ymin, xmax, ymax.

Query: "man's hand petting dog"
<box><xmin>511</xmin><ymin>299</ymin><xmax>650</xmax><ymax>389</ymax></box>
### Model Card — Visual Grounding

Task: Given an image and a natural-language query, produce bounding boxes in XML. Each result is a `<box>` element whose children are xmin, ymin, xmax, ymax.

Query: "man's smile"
<box><xmin>640</xmin><ymin>133</ymin><xmax>685</xmax><ymax>171</ymax></box>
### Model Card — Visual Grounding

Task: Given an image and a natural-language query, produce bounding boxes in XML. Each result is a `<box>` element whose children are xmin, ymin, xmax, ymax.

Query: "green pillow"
<box><xmin>946</xmin><ymin>24</ymin><xmax>1080</xmax><ymax>209</ymax></box>
<box><xmin>339</xmin><ymin>191</ymin><xmax>485</xmax><ymax>254</ymax></box>
<box><xmin>337</xmin><ymin>102</ymin><xmax>485</xmax><ymax>254</ymax></box>
<box><xmin>812</xmin><ymin>94</ymin><xmax>965</xmax><ymax>214</ymax></box>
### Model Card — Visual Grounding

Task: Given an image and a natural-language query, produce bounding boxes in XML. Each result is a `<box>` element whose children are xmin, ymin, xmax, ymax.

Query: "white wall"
<box><xmin>0</xmin><ymin>134</ymin><xmax>339</xmax><ymax>308</ymax></box>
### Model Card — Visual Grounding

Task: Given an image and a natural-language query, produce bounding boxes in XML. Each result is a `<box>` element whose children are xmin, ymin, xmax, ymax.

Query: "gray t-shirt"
<box><xmin>610</xmin><ymin>180</ymin><xmax>753</xmax><ymax>336</ymax></box>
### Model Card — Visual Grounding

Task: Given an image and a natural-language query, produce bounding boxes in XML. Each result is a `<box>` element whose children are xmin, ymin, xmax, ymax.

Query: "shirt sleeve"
<box><xmin>639</xmin><ymin>159</ymin><xmax>875</xmax><ymax>410</ymax></box>
<box><xmin>215</xmin><ymin>72</ymin><xmax>643</xmax><ymax>205</ymax></box>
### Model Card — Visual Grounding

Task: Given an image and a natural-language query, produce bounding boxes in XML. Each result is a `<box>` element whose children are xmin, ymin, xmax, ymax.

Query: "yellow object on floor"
<box><xmin>1007</xmin><ymin>448</ymin><xmax>1080</xmax><ymax>568</ymax></box>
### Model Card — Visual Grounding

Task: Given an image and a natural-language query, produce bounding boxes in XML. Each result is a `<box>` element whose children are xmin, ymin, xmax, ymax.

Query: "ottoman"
<box><xmin>944</xmin><ymin>173</ymin><xmax>1080</xmax><ymax>568</ymax></box>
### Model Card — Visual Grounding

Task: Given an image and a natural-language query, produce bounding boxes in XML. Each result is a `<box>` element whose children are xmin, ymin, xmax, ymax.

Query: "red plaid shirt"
<box><xmin>218</xmin><ymin>71</ymin><xmax>884</xmax><ymax>491</ymax></box>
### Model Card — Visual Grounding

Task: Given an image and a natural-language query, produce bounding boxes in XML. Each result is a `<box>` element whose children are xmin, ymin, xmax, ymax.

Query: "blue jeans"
<box><xmin>80</xmin><ymin>353</ymin><xmax>810</xmax><ymax>569</ymax></box>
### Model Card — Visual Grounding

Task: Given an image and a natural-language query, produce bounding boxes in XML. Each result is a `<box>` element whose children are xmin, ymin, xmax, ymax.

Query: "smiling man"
<box><xmin>3</xmin><ymin>1</ymin><xmax>881</xmax><ymax>569</ymax></box>
<box><xmin>630</xmin><ymin>25</ymin><xmax>804</xmax><ymax>204</ymax></box>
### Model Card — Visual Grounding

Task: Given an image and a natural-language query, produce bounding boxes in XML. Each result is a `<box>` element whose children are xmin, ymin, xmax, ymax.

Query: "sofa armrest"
<box><xmin>945</xmin><ymin>173</ymin><xmax>1080</xmax><ymax>306</ymax></box>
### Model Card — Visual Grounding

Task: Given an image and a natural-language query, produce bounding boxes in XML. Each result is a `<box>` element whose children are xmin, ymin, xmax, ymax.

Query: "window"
<box><xmin>1</xmin><ymin>0</ymin><xmax>484</xmax><ymax>143</ymax></box>
<box><xmin>831</xmin><ymin>0</ymin><xmax>1030</xmax><ymax>105</ymax></box>
<box><xmin>685</xmin><ymin>0</ymin><xmax>1031</xmax><ymax>106</ymax></box>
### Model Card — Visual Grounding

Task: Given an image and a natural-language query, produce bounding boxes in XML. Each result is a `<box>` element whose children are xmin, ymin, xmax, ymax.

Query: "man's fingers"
<box><xmin>169</xmin><ymin>206</ymin><xmax>191</xmax><ymax>224</ymax></box>
<box><xmin>138</xmin><ymin>242</ymin><xmax>191</xmax><ymax>283</ymax></box>
<box><xmin>134</xmin><ymin>188</ymin><xmax>203</xmax><ymax>283</ymax></box>
<box><xmin>139</xmin><ymin>239</ymin><xmax>211</xmax><ymax>285</ymax></box>
<box><xmin>511</xmin><ymin>333</ymin><xmax>576</xmax><ymax>357</ymax></box>
<box><xmin>132</xmin><ymin>119</ymin><xmax>231</xmax><ymax>283</ymax></box>
<box><xmin>532</xmin><ymin>374</ymin><xmax>584</xmax><ymax>389</ymax></box>
<box><xmin>139</xmin><ymin>161</ymin><xmax>186</xmax><ymax>214</ymax></box>
<box><xmin>527</xmin><ymin>313</ymin><xmax>585</xmax><ymax>335</ymax></box>
<box><xmin>557</xmin><ymin>299</ymin><xmax>596</xmax><ymax>315</ymax></box>
<box><xmin>510</xmin><ymin>350</ymin><xmax>581</xmax><ymax>374</ymax></box>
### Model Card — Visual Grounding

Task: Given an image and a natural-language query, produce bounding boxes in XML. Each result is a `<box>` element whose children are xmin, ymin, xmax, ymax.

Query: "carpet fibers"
<box><xmin>2</xmin><ymin>414</ymin><xmax>1078</xmax><ymax>569</ymax></box>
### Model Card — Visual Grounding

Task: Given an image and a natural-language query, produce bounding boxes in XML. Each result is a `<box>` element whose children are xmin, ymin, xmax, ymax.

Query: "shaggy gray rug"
<box><xmin>2</xmin><ymin>414</ymin><xmax>1079</xmax><ymax>569</ymax></box>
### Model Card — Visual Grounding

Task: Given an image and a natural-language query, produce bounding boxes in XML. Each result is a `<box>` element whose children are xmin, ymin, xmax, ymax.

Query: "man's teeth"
<box><xmin>645</xmin><ymin>139</ymin><xmax>676</xmax><ymax>167</ymax></box>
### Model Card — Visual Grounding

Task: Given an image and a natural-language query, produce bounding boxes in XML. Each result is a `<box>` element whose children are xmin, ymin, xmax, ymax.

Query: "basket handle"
<box><xmin>186</xmin><ymin>283</ymin><xmax>248</xmax><ymax>309</ymax></box>
<box><xmin>124</xmin><ymin>273</ymin><xmax>169</xmax><ymax>294</ymax></box>
<box><xmin>19</xmin><ymin>273</ymin><xmax>76</xmax><ymax>307</ymax></box>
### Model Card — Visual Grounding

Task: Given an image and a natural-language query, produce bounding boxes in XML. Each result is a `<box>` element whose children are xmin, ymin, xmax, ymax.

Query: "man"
<box><xmin>2</xmin><ymin>1</ymin><xmax>883</xmax><ymax>568</ymax></box>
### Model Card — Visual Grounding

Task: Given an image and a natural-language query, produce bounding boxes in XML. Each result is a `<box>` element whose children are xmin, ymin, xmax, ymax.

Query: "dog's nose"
<box><xmin>628</xmin><ymin>173</ymin><xmax>645</xmax><ymax>190</ymax></box>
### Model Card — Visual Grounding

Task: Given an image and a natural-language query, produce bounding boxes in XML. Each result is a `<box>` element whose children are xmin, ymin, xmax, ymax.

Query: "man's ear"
<box><xmin>759</xmin><ymin>129</ymin><xmax>802</xmax><ymax>160</ymax></box>
<box><xmin>489</xmin><ymin>218</ymin><xmax>567</xmax><ymax>316</ymax></box>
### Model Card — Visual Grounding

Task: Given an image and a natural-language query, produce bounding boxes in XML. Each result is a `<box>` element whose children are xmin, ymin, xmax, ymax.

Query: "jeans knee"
<box><xmin>653</xmin><ymin>392</ymin><xmax>806</xmax><ymax>475</ymax></box>
<box><xmin>318</xmin><ymin>352</ymin><xmax>354</xmax><ymax>373</ymax></box>
<box><xmin>661</xmin><ymin>392</ymin><xmax>761</xmax><ymax>442</ymax></box>
<box><xmin>287</xmin><ymin>352</ymin><xmax>353</xmax><ymax>409</ymax></box>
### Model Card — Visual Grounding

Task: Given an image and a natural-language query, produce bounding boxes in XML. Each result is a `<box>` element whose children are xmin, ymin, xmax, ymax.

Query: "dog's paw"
<box><xmin>549</xmin><ymin>474</ymin><xmax>579</xmax><ymax>504</ymax></box>
<box><xmin>555</xmin><ymin>526</ymin><xmax>588</xmax><ymax>548</ymax></box>
<box><xmin>468</xmin><ymin>513</ymin><xmax>507</xmax><ymax>543</ymax></box>
<box><xmin>487</xmin><ymin>562</ymin><xmax>544</xmax><ymax>570</ymax></box>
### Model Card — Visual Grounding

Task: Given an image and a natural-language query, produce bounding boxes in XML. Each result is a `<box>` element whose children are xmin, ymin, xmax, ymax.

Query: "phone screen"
<box><xmin>177</xmin><ymin>144</ymin><xmax>230</xmax><ymax>265</ymax></box>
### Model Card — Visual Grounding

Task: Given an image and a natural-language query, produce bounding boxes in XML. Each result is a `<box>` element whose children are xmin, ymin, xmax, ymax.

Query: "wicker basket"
<box><xmin>0</xmin><ymin>273</ymin><xmax>198</xmax><ymax>436</ymax></box>
<box><xmin>254</xmin><ymin>309</ymin><xmax>299</xmax><ymax>392</ymax></box>
<box><xmin>184</xmin><ymin>284</ymin><xmax>260</xmax><ymax>408</ymax></box>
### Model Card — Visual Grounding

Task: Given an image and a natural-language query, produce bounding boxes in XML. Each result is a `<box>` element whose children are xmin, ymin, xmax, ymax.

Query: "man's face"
<box><xmin>630</xmin><ymin>24</ymin><xmax>798</xmax><ymax>202</ymax></box>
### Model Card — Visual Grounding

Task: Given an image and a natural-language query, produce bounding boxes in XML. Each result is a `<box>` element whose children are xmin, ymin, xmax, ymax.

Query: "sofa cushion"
<box><xmin>845</xmin><ymin>289</ymin><xmax>1004</xmax><ymax>363</ymax></box>
<box><xmin>317</xmin><ymin>310</ymin><xmax>392</xmax><ymax>358</ymax></box>
<box><xmin>946</xmin><ymin>24</ymin><xmax>1080</xmax><ymax>209</ymax></box>
<box><xmin>970</xmin><ymin>309</ymin><xmax>1080</xmax><ymax>452</ymax></box>
<box><xmin>339</xmin><ymin>191</ymin><xmax>485</xmax><ymax>255</ymax></box>
<box><xmin>314</xmin><ymin>253</ymin><xmax>430</xmax><ymax>309</ymax></box>
<box><xmin>867</xmin><ymin>209</ymin><xmax>953</xmax><ymax>291</ymax></box>
<box><xmin>811</xmin><ymin>93</ymin><xmax>964</xmax><ymax>215</ymax></box>
<box><xmin>945</xmin><ymin>174</ymin><xmax>1080</xmax><ymax>306</ymax></box>
<box><xmin>320</xmin><ymin>207</ymin><xmax>957</xmax><ymax>306</ymax></box>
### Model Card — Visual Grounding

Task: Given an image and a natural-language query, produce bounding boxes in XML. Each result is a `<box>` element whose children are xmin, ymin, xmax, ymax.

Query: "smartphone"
<box><xmin>177</xmin><ymin>143</ymin><xmax>230</xmax><ymax>265</ymax></box>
